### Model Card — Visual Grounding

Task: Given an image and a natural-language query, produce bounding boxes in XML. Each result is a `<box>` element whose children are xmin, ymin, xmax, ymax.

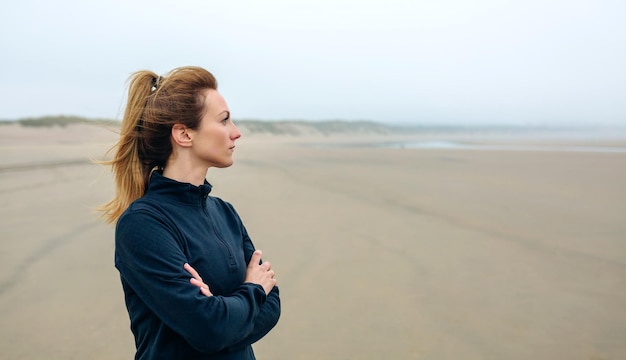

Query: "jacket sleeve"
<box><xmin>227</xmin><ymin>227</ymin><xmax>281</xmax><ymax>351</ymax></box>
<box><xmin>227</xmin><ymin>287</ymin><xmax>280</xmax><ymax>351</ymax></box>
<box><xmin>115</xmin><ymin>210</ymin><xmax>266</xmax><ymax>354</ymax></box>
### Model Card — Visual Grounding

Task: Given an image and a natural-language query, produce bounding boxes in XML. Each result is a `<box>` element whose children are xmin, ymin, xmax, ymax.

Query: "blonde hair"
<box><xmin>99</xmin><ymin>66</ymin><xmax>217</xmax><ymax>223</ymax></box>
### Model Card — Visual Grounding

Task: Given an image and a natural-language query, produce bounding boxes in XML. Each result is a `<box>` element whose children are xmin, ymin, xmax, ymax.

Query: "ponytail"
<box><xmin>98</xmin><ymin>71</ymin><xmax>156</xmax><ymax>223</ymax></box>
<box><xmin>98</xmin><ymin>66</ymin><xmax>218</xmax><ymax>223</ymax></box>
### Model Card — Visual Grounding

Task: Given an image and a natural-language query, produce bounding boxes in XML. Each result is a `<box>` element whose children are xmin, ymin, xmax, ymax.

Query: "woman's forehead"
<box><xmin>202</xmin><ymin>89</ymin><xmax>229</xmax><ymax>116</ymax></box>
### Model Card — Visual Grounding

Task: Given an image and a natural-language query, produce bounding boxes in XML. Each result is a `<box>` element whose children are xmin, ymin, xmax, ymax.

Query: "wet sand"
<box><xmin>1</xmin><ymin>124</ymin><xmax>625</xmax><ymax>359</ymax></box>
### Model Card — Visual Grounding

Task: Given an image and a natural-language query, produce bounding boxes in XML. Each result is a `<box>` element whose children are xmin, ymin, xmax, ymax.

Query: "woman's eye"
<box><xmin>221</xmin><ymin>118</ymin><xmax>229</xmax><ymax>124</ymax></box>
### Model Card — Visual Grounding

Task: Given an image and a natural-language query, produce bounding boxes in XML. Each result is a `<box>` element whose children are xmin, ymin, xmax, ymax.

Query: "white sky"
<box><xmin>1</xmin><ymin>0</ymin><xmax>625</xmax><ymax>125</ymax></box>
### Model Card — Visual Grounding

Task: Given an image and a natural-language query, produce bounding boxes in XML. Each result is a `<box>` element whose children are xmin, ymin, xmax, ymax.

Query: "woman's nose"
<box><xmin>232</xmin><ymin>124</ymin><xmax>242</xmax><ymax>140</ymax></box>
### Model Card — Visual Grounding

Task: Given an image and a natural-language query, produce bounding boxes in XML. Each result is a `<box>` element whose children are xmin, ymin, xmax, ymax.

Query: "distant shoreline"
<box><xmin>1</xmin><ymin>115</ymin><xmax>626</xmax><ymax>140</ymax></box>
<box><xmin>307</xmin><ymin>140</ymin><xmax>626</xmax><ymax>153</ymax></box>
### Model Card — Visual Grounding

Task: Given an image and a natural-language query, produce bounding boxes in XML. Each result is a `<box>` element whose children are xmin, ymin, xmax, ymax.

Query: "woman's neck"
<box><xmin>162</xmin><ymin>161</ymin><xmax>209</xmax><ymax>187</ymax></box>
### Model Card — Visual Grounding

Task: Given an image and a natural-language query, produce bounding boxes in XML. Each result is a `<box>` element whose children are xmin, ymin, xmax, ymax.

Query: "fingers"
<box><xmin>266</xmin><ymin>271</ymin><xmax>277</xmax><ymax>291</ymax></box>
<box><xmin>190</xmin><ymin>278</ymin><xmax>213</xmax><ymax>297</ymax></box>
<box><xmin>185</xmin><ymin>263</ymin><xmax>213</xmax><ymax>297</ymax></box>
<box><xmin>190</xmin><ymin>277</ymin><xmax>204</xmax><ymax>287</ymax></box>
<box><xmin>250</xmin><ymin>250</ymin><xmax>272</xmax><ymax>271</ymax></box>
<box><xmin>249</xmin><ymin>250</ymin><xmax>262</xmax><ymax>267</ymax></box>
<box><xmin>199</xmin><ymin>284</ymin><xmax>213</xmax><ymax>297</ymax></box>
<box><xmin>184</xmin><ymin>263</ymin><xmax>202</xmax><ymax>282</ymax></box>
<box><xmin>244</xmin><ymin>250</ymin><xmax>278</xmax><ymax>294</ymax></box>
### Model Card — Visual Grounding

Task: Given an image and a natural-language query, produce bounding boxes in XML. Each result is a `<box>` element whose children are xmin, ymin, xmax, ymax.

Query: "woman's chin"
<box><xmin>216</xmin><ymin>159</ymin><xmax>234</xmax><ymax>168</ymax></box>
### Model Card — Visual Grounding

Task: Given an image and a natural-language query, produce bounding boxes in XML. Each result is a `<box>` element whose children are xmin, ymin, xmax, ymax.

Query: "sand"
<box><xmin>1</xmin><ymin>123</ymin><xmax>625</xmax><ymax>359</ymax></box>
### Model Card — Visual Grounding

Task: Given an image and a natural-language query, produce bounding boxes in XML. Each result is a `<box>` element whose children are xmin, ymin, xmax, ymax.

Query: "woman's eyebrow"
<box><xmin>216</xmin><ymin>110</ymin><xmax>230</xmax><ymax>118</ymax></box>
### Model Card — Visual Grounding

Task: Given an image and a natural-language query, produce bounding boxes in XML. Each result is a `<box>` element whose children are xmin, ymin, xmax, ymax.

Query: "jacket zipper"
<box><xmin>203</xmin><ymin>201</ymin><xmax>237</xmax><ymax>269</ymax></box>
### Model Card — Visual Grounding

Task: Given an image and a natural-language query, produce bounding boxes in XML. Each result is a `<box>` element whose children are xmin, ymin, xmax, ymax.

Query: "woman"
<box><xmin>100</xmin><ymin>66</ymin><xmax>280</xmax><ymax>359</ymax></box>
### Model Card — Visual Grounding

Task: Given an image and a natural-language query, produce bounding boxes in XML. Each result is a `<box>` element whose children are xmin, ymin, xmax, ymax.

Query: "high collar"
<box><xmin>146</xmin><ymin>171</ymin><xmax>213</xmax><ymax>207</ymax></box>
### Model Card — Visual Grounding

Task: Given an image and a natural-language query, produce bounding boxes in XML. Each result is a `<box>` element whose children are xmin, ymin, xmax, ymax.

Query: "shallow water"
<box><xmin>313</xmin><ymin>140</ymin><xmax>626</xmax><ymax>153</ymax></box>
<box><xmin>387</xmin><ymin>140</ymin><xmax>626</xmax><ymax>153</ymax></box>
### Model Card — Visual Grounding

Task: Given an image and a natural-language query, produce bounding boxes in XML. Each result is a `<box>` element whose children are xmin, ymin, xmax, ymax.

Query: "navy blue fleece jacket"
<box><xmin>115</xmin><ymin>171</ymin><xmax>280</xmax><ymax>360</ymax></box>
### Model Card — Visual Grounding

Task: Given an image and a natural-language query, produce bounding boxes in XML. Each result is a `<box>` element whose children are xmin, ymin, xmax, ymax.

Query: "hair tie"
<box><xmin>152</xmin><ymin>76</ymin><xmax>163</xmax><ymax>90</ymax></box>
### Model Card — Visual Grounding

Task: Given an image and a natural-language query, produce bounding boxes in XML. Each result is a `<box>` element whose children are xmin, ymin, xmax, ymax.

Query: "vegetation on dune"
<box><xmin>4</xmin><ymin>115</ymin><xmax>589</xmax><ymax>135</ymax></box>
<box><xmin>2</xmin><ymin>115</ymin><xmax>398</xmax><ymax>135</ymax></box>
<box><xmin>2</xmin><ymin>115</ymin><xmax>119</xmax><ymax>127</ymax></box>
<box><xmin>235</xmin><ymin>119</ymin><xmax>391</xmax><ymax>135</ymax></box>
<box><xmin>0</xmin><ymin>116</ymin><xmax>395</xmax><ymax>134</ymax></box>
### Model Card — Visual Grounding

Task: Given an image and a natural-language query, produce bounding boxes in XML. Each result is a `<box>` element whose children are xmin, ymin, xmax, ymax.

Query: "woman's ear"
<box><xmin>171</xmin><ymin>124</ymin><xmax>193</xmax><ymax>148</ymax></box>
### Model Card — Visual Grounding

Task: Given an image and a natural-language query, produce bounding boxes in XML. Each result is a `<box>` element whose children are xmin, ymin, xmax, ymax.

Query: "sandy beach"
<box><xmin>1</xmin><ymin>123</ymin><xmax>625</xmax><ymax>359</ymax></box>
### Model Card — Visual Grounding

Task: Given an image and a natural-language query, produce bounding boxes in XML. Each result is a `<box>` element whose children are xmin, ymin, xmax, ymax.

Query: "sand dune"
<box><xmin>1</xmin><ymin>124</ymin><xmax>625</xmax><ymax>359</ymax></box>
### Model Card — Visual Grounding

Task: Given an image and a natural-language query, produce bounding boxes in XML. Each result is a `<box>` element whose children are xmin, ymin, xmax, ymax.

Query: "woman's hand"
<box><xmin>245</xmin><ymin>250</ymin><xmax>277</xmax><ymax>295</ymax></box>
<box><xmin>184</xmin><ymin>263</ymin><xmax>213</xmax><ymax>297</ymax></box>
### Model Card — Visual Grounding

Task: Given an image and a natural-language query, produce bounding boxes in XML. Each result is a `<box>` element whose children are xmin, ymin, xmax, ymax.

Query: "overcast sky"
<box><xmin>2</xmin><ymin>0</ymin><xmax>625</xmax><ymax>125</ymax></box>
